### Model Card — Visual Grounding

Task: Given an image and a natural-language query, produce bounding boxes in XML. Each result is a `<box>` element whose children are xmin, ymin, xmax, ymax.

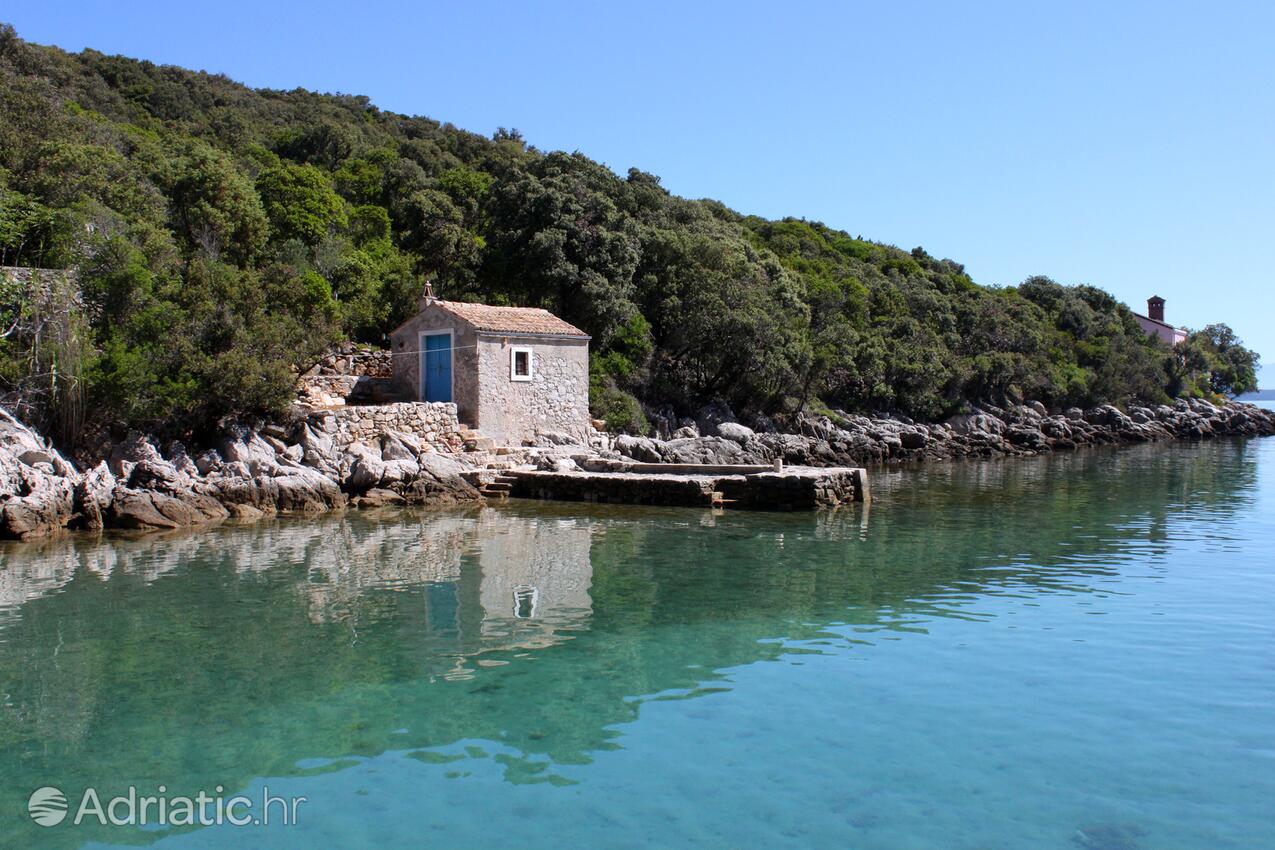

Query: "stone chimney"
<box><xmin>418</xmin><ymin>279</ymin><xmax>437</xmax><ymax>312</ymax></box>
<box><xmin>1147</xmin><ymin>295</ymin><xmax>1165</xmax><ymax>323</ymax></box>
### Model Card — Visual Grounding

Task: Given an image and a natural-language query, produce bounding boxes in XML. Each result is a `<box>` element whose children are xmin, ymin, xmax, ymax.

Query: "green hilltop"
<box><xmin>0</xmin><ymin>24</ymin><xmax>1259</xmax><ymax>444</ymax></box>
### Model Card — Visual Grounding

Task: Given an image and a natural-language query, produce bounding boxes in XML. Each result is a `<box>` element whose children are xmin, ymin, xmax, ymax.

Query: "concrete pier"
<box><xmin>492</xmin><ymin>465</ymin><xmax>868</xmax><ymax>511</ymax></box>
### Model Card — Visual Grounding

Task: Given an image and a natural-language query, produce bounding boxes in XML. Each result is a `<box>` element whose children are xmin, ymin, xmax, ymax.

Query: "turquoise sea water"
<box><xmin>2</xmin><ymin>438</ymin><xmax>1274</xmax><ymax>849</ymax></box>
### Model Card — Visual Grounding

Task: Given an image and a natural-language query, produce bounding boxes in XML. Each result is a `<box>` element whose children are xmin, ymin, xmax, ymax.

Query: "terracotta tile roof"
<box><xmin>433</xmin><ymin>300</ymin><xmax>590</xmax><ymax>338</ymax></box>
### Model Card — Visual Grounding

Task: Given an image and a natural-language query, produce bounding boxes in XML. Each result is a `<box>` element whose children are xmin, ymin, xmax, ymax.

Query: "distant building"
<box><xmin>389</xmin><ymin>284</ymin><xmax>591</xmax><ymax>446</ymax></box>
<box><xmin>1132</xmin><ymin>295</ymin><xmax>1187</xmax><ymax>346</ymax></box>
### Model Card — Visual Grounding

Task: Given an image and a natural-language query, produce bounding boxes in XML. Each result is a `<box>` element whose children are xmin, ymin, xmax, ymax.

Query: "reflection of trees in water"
<box><xmin>585</xmin><ymin>441</ymin><xmax>1262</xmax><ymax>636</ymax></box>
<box><xmin>0</xmin><ymin>439</ymin><xmax>1264</xmax><ymax>848</ymax></box>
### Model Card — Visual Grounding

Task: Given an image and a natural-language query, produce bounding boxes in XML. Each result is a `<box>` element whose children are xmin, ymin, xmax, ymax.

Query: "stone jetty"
<box><xmin>482</xmin><ymin>463</ymin><xmax>868</xmax><ymax>510</ymax></box>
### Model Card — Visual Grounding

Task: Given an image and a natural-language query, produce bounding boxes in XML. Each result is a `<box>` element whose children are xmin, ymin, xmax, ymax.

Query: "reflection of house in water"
<box><xmin>476</xmin><ymin>515</ymin><xmax>593</xmax><ymax>635</ymax></box>
<box><xmin>280</xmin><ymin>509</ymin><xmax>594</xmax><ymax>664</ymax></box>
<box><xmin>422</xmin><ymin>511</ymin><xmax>594</xmax><ymax>676</ymax></box>
<box><xmin>300</xmin><ymin>517</ymin><xmax>467</xmax><ymax>625</ymax></box>
<box><xmin>0</xmin><ymin>508</ymin><xmax>594</xmax><ymax>665</ymax></box>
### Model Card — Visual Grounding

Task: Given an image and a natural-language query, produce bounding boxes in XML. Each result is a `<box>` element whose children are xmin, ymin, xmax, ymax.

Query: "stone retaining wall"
<box><xmin>307</xmin><ymin>342</ymin><xmax>393</xmax><ymax>378</ymax></box>
<box><xmin>307</xmin><ymin>402</ymin><xmax>465</xmax><ymax>453</ymax></box>
<box><xmin>298</xmin><ymin>344</ymin><xmax>399</xmax><ymax>407</ymax></box>
<box><xmin>299</xmin><ymin>375</ymin><xmax>401</xmax><ymax>407</ymax></box>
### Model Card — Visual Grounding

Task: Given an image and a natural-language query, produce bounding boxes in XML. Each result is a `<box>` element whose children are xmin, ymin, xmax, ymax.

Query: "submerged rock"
<box><xmin>353</xmin><ymin>487</ymin><xmax>405</xmax><ymax>508</ymax></box>
<box><xmin>1071</xmin><ymin>822</ymin><xmax>1146</xmax><ymax>850</ymax></box>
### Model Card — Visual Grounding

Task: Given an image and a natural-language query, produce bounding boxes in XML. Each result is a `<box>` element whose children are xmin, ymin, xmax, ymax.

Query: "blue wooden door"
<box><xmin>422</xmin><ymin>335</ymin><xmax>452</xmax><ymax>402</ymax></box>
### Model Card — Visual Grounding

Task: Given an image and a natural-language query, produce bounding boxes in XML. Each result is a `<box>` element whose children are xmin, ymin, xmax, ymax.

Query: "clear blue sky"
<box><xmin>6</xmin><ymin>1</ymin><xmax>1274</xmax><ymax>382</ymax></box>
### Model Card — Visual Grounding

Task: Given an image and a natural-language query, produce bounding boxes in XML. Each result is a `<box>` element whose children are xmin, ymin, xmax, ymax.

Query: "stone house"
<box><xmin>388</xmin><ymin>288</ymin><xmax>591</xmax><ymax>446</ymax></box>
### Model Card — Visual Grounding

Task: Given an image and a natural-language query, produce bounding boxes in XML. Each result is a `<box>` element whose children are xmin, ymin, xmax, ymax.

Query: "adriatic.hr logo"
<box><xmin>27</xmin><ymin>786</ymin><xmax>69</xmax><ymax>826</ymax></box>
<box><xmin>26</xmin><ymin>784</ymin><xmax>306</xmax><ymax>828</ymax></box>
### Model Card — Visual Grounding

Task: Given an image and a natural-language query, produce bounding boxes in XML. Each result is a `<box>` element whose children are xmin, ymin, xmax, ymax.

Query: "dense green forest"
<box><xmin>0</xmin><ymin>25</ymin><xmax>1260</xmax><ymax>445</ymax></box>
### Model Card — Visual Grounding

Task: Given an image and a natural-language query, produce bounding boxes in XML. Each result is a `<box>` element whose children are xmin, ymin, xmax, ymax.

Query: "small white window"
<box><xmin>510</xmin><ymin>347</ymin><xmax>533</xmax><ymax>381</ymax></box>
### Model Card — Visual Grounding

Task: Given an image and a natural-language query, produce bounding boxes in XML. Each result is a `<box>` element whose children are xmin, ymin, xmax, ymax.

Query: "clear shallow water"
<box><xmin>2</xmin><ymin>440</ymin><xmax>1274</xmax><ymax>849</ymax></box>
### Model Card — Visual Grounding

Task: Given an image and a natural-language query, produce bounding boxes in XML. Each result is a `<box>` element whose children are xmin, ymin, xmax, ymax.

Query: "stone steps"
<box><xmin>460</xmin><ymin>427</ymin><xmax>538</xmax><ymax>454</ymax></box>
<box><xmin>477</xmin><ymin>479</ymin><xmax>511</xmax><ymax>498</ymax></box>
<box><xmin>456</xmin><ymin>425</ymin><xmax>542</xmax><ymax>471</ymax></box>
<box><xmin>479</xmin><ymin>472</ymin><xmax>524</xmax><ymax>499</ymax></box>
<box><xmin>462</xmin><ymin>468</ymin><xmax>523</xmax><ymax>498</ymax></box>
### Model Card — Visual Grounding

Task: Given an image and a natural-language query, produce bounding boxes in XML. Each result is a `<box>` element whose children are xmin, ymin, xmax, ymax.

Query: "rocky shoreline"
<box><xmin>618</xmin><ymin>397</ymin><xmax>1275</xmax><ymax>467</ymax></box>
<box><xmin>3</xmin><ymin>397</ymin><xmax>1274</xmax><ymax>540</ymax></box>
<box><xmin>0</xmin><ymin>408</ymin><xmax>482</xmax><ymax>540</ymax></box>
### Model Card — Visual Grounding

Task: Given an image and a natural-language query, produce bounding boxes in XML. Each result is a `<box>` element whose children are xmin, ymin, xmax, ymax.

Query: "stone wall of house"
<box><xmin>476</xmin><ymin>336</ymin><xmax>590</xmax><ymax>446</ymax></box>
<box><xmin>1133</xmin><ymin>313</ymin><xmax>1187</xmax><ymax>346</ymax></box>
<box><xmin>306</xmin><ymin>402</ymin><xmax>465</xmax><ymax>453</ymax></box>
<box><xmin>388</xmin><ymin>308</ymin><xmax>480</xmax><ymax>425</ymax></box>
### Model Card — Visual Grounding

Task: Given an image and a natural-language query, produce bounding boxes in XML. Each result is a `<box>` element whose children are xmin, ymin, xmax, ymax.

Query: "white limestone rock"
<box><xmin>716</xmin><ymin>422</ymin><xmax>755</xmax><ymax>444</ymax></box>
